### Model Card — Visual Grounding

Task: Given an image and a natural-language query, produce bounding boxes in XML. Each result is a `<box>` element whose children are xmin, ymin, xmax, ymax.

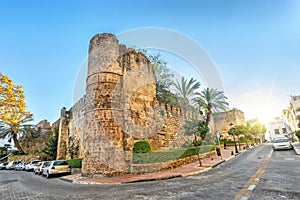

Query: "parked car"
<box><xmin>33</xmin><ymin>162</ymin><xmax>42</xmax><ymax>174</ymax></box>
<box><xmin>42</xmin><ymin>160</ymin><xmax>71</xmax><ymax>178</ymax></box>
<box><xmin>25</xmin><ymin>160</ymin><xmax>40</xmax><ymax>172</ymax></box>
<box><xmin>0</xmin><ymin>162</ymin><xmax>8</xmax><ymax>170</ymax></box>
<box><xmin>35</xmin><ymin>161</ymin><xmax>50</xmax><ymax>175</ymax></box>
<box><xmin>15</xmin><ymin>162</ymin><xmax>25</xmax><ymax>171</ymax></box>
<box><xmin>6</xmin><ymin>160</ymin><xmax>21</xmax><ymax>170</ymax></box>
<box><xmin>21</xmin><ymin>162</ymin><xmax>29</xmax><ymax>171</ymax></box>
<box><xmin>273</xmin><ymin>137</ymin><xmax>293</xmax><ymax>150</ymax></box>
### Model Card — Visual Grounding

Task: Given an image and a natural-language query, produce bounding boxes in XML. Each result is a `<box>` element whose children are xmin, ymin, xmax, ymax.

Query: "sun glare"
<box><xmin>228</xmin><ymin>84</ymin><xmax>285</xmax><ymax>125</ymax></box>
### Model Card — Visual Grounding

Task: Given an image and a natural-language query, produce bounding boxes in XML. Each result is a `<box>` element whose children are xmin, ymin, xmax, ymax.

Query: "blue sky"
<box><xmin>1</xmin><ymin>0</ymin><xmax>300</xmax><ymax>127</ymax></box>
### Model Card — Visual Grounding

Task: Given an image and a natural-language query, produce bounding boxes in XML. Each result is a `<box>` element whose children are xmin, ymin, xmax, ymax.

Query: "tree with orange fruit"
<box><xmin>0</xmin><ymin>73</ymin><xmax>36</xmax><ymax>154</ymax></box>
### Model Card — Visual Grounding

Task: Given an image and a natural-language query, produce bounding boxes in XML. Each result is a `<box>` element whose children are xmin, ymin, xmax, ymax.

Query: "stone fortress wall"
<box><xmin>212</xmin><ymin>108</ymin><xmax>246</xmax><ymax>134</ymax></box>
<box><xmin>54</xmin><ymin>33</ymin><xmax>201</xmax><ymax>176</ymax></box>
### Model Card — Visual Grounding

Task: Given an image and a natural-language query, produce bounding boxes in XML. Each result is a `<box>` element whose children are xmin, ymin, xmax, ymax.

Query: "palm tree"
<box><xmin>173</xmin><ymin>77</ymin><xmax>200</xmax><ymax>110</ymax></box>
<box><xmin>0</xmin><ymin>116</ymin><xmax>37</xmax><ymax>154</ymax></box>
<box><xmin>194</xmin><ymin>88</ymin><xmax>229</xmax><ymax>125</ymax></box>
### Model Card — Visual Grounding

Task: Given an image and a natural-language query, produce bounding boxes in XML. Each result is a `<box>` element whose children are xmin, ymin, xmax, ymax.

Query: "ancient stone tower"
<box><xmin>82</xmin><ymin>33</ymin><xmax>157</xmax><ymax>175</ymax></box>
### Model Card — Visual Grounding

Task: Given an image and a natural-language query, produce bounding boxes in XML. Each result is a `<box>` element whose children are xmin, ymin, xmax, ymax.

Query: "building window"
<box><xmin>274</xmin><ymin>129</ymin><xmax>280</xmax><ymax>134</ymax></box>
<box><xmin>282</xmin><ymin>128</ymin><xmax>286</xmax><ymax>133</ymax></box>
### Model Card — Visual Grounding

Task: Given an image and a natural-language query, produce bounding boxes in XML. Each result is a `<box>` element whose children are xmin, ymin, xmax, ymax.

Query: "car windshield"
<box><xmin>32</xmin><ymin>161</ymin><xmax>40</xmax><ymax>164</ymax></box>
<box><xmin>274</xmin><ymin>138</ymin><xmax>289</xmax><ymax>143</ymax></box>
<box><xmin>53</xmin><ymin>161</ymin><xmax>69</xmax><ymax>166</ymax></box>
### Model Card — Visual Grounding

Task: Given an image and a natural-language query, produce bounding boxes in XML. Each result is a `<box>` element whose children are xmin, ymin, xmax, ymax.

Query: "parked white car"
<box><xmin>34</xmin><ymin>161</ymin><xmax>50</xmax><ymax>175</ymax></box>
<box><xmin>42</xmin><ymin>160</ymin><xmax>71</xmax><ymax>178</ymax></box>
<box><xmin>0</xmin><ymin>162</ymin><xmax>8</xmax><ymax>170</ymax></box>
<box><xmin>25</xmin><ymin>160</ymin><xmax>40</xmax><ymax>172</ymax></box>
<box><xmin>6</xmin><ymin>160</ymin><xmax>21</xmax><ymax>170</ymax></box>
<box><xmin>15</xmin><ymin>162</ymin><xmax>25</xmax><ymax>171</ymax></box>
<box><xmin>272</xmin><ymin>137</ymin><xmax>293</xmax><ymax>150</ymax></box>
<box><xmin>33</xmin><ymin>162</ymin><xmax>42</xmax><ymax>174</ymax></box>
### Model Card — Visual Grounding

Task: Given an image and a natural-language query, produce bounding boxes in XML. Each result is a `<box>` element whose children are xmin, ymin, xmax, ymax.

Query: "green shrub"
<box><xmin>133</xmin><ymin>145</ymin><xmax>215</xmax><ymax>164</ymax></box>
<box><xmin>239</xmin><ymin>137</ymin><xmax>246</xmax><ymax>142</ymax></box>
<box><xmin>133</xmin><ymin>141</ymin><xmax>151</xmax><ymax>153</ymax></box>
<box><xmin>67</xmin><ymin>158</ymin><xmax>82</xmax><ymax>168</ymax></box>
<box><xmin>179</xmin><ymin>145</ymin><xmax>215</xmax><ymax>158</ymax></box>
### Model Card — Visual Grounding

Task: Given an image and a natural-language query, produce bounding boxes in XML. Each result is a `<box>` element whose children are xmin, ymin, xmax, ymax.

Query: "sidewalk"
<box><xmin>292</xmin><ymin>142</ymin><xmax>300</xmax><ymax>155</ymax></box>
<box><xmin>60</xmin><ymin>146</ymin><xmax>247</xmax><ymax>185</ymax></box>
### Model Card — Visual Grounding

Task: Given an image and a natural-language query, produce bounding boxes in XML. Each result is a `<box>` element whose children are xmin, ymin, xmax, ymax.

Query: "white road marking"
<box><xmin>284</xmin><ymin>158</ymin><xmax>295</xmax><ymax>161</ymax></box>
<box><xmin>247</xmin><ymin>185</ymin><xmax>256</xmax><ymax>191</ymax></box>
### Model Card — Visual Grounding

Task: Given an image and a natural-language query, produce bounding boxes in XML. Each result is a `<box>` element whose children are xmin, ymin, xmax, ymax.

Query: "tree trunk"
<box><xmin>206</xmin><ymin>107</ymin><xmax>211</xmax><ymax>126</ymax></box>
<box><xmin>12</xmin><ymin>132</ymin><xmax>25</xmax><ymax>154</ymax></box>
<box><xmin>193</xmin><ymin>134</ymin><xmax>202</xmax><ymax>167</ymax></box>
<box><xmin>196</xmin><ymin>146</ymin><xmax>202</xmax><ymax>167</ymax></box>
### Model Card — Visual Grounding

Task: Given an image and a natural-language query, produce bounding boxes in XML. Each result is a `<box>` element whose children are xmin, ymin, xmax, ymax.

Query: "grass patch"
<box><xmin>133</xmin><ymin>145</ymin><xmax>215</xmax><ymax>164</ymax></box>
<box><xmin>67</xmin><ymin>158</ymin><xmax>82</xmax><ymax>168</ymax></box>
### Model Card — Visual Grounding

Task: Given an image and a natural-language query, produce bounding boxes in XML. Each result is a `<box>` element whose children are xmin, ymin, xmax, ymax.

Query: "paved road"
<box><xmin>0</xmin><ymin>144</ymin><xmax>299</xmax><ymax>200</ymax></box>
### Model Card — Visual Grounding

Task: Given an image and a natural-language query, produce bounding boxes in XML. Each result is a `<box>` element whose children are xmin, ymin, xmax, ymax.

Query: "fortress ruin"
<box><xmin>53</xmin><ymin>33</ymin><xmax>201</xmax><ymax>176</ymax></box>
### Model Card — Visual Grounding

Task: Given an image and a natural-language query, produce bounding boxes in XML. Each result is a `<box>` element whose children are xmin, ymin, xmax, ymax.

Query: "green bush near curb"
<box><xmin>67</xmin><ymin>158</ymin><xmax>82</xmax><ymax>168</ymax></box>
<box><xmin>133</xmin><ymin>141</ymin><xmax>151</xmax><ymax>153</ymax></box>
<box><xmin>133</xmin><ymin>145</ymin><xmax>215</xmax><ymax>164</ymax></box>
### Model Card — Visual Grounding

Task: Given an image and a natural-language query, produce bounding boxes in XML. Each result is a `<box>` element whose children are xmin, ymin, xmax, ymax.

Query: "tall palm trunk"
<box><xmin>12</xmin><ymin>132</ymin><xmax>25</xmax><ymax>154</ymax></box>
<box><xmin>206</xmin><ymin>106</ymin><xmax>211</xmax><ymax>125</ymax></box>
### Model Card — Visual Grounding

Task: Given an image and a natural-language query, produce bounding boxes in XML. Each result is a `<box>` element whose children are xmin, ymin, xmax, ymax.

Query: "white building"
<box><xmin>283</xmin><ymin>95</ymin><xmax>300</xmax><ymax>133</ymax></box>
<box><xmin>265</xmin><ymin>117</ymin><xmax>292</xmax><ymax>142</ymax></box>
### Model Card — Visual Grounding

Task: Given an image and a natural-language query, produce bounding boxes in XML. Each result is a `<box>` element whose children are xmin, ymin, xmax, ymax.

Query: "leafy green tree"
<box><xmin>228</xmin><ymin>126</ymin><xmax>239</xmax><ymax>153</ymax></box>
<box><xmin>173</xmin><ymin>77</ymin><xmax>200</xmax><ymax>111</ymax></box>
<box><xmin>194</xmin><ymin>88</ymin><xmax>229</xmax><ymax>125</ymax></box>
<box><xmin>140</xmin><ymin>51</ymin><xmax>179</xmax><ymax>106</ymax></box>
<box><xmin>234</xmin><ymin>125</ymin><xmax>247</xmax><ymax>150</ymax></box>
<box><xmin>250</xmin><ymin>122</ymin><xmax>266</xmax><ymax>144</ymax></box>
<box><xmin>42</xmin><ymin>127</ymin><xmax>59</xmax><ymax>160</ymax></box>
<box><xmin>244</xmin><ymin>123</ymin><xmax>252</xmax><ymax>147</ymax></box>
<box><xmin>0</xmin><ymin>143</ymin><xmax>11</xmax><ymax>156</ymax></box>
<box><xmin>183</xmin><ymin>120</ymin><xmax>209</xmax><ymax>146</ymax></box>
<box><xmin>183</xmin><ymin>119</ymin><xmax>209</xmax><ymax>166</ymax></box>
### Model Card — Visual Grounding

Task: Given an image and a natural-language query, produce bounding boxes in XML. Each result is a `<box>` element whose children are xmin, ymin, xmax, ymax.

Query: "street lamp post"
<box><xmin>224</xmin><ymin>133</ymin><xmax>227</xmax><ymax>149</ymax></box>
<box><xmin>230</xmin><ymin>123</ymin><xmax>239</xmax><ymax>154</ymax></box>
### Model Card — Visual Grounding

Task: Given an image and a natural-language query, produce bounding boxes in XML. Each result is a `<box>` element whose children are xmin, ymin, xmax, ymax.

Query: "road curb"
<box><xmin>181</xmin><ymin>167</ymin><xmax>212</xmax><ymax>177</ymax></box>
<box><xmin>211</xmin><ymin>160</ymin><xmax>225</xmax><ymax>168</ymax></box>
<box><xmin>59</xmin><ymin>177</ymin><xmax>116</xmax><ymax>185</ymax></box>
<box><xmin>291</xmin><ymin>144</ymin><xmax>300</xmax><ymax>155</ymax></box>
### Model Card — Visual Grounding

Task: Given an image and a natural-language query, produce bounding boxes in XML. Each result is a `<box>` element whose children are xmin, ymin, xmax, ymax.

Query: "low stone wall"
<box><xmin>8</xmin><ymin>155</ymin><xmax>41</xmax><ymax>162</ymax></box>
<box><xmin>71</xmin><ymin>168</ymin><xmax>82</xmax><ymax>174</ymax></box>
<box><xmin>131</xmin><ymin>150</ymin><xmax>215</xmax><ymax>174</ymax></box>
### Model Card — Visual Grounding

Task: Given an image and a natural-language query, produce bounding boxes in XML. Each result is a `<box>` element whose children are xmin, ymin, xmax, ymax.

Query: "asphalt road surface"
<box><xmin>0</xmin><ymin>144</ymin><xmax>299</xmax><ymax>200</ymax></box>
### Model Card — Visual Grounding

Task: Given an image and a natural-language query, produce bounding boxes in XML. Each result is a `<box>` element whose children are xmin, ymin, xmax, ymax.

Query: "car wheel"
<box><xmin>46</xmin><ymin>172</ymin><xmax>51</xmax><ymax>179</ymax></box>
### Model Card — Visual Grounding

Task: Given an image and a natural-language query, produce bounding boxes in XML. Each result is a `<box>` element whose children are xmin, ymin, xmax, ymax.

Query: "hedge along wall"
<box><xmin>131</xmin><ymin>149</ymin><xmax>215</xmax><ymax>174</ymax></box>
